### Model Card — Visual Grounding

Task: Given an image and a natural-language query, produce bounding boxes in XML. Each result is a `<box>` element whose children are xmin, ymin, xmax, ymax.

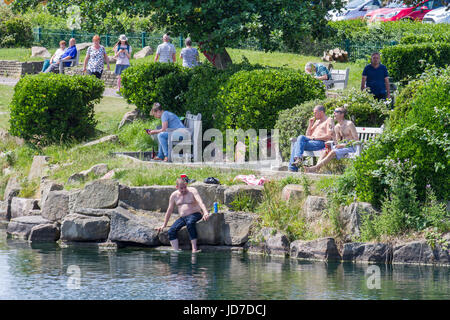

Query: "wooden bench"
<box><xmin>290</xmin><ymin>125</ymin><xmax>384</xmax><ymax>164</ymax></box>
<box><xmin>323</xmin><ymin>67</ymin><xmax>350</xmax><ymax>90</ymax></box>
<box><xmin>167</xmin><ymin>111</ymin><xmax>202</xmax><ymax>162</ymax></box>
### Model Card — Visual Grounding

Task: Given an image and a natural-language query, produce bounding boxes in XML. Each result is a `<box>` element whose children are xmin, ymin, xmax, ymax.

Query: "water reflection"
<box><xmin>0</xmin><ymin>230</ymin><xmax>449</xmax><ymax>300</ymax></box>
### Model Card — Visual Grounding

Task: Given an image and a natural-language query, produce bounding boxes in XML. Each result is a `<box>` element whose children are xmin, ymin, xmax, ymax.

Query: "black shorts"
<box><xmin>87</xmin><ymin>70</ymin><xmax>103</xmax><ymax>79</ymax></box>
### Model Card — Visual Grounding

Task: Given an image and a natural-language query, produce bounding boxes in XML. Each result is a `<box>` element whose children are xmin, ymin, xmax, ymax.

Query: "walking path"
<box><xmin>0</xmin><ymin>76</ymin><xmax>122</xmax><ymax>98</ymax></box>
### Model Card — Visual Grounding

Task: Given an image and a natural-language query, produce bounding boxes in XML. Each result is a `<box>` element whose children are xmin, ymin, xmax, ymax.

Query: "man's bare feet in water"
<box><xmin>192</xmin><ymin>249</ymin><xmax>202</xmax><ymax>253</ymax></box>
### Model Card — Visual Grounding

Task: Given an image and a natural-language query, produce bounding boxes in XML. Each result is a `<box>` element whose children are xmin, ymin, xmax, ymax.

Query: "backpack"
<box><xmin>116</xmin><ymin>44</ymin><xmax>130</xmax><ymax>53</ymax></box>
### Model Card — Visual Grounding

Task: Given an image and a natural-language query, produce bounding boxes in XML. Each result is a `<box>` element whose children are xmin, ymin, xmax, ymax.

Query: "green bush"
<box><xmin>0</xmin><ymin>16</ymin><xmax>33</xmax><ymax>48</ymax></box>
<box><xmin>218</xmin><ymin>69</ymin><xmax>325</xmax><ymax>133</ymax></box>
<box><xmin>400</xmin><ymin>33</ymin><xmax>450</xmax><ymax>45</ymax></box>
<box><xmin>9</xmin><ymin>74</ymin><xmax>104</xmax><ymax>145</ymax></box>
<box><xmin>121</xmin><ymin>62</ymin><xmax>192</xmax><ymax>117</ymax></box>
<box><xmin>185</xmin><ymin>61</ymin><xmax>265</xmax><ymax>131</ymax></box>
<box><xmin>381</xmin><ymin>42</ymin><xmax>450</xmax><ymax>82</ymax></box>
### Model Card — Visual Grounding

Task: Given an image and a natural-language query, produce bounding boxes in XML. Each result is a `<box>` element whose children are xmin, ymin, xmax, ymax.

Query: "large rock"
<box><xmin>119</xmin><ymin>185</ymin><xmax>176</xmax><ymax>212</ymax></box>
<box><xmin>246</xmin><ymin>227</ymin><xmax>290</xmax><ymax>257</ymax></box>
<box><xmin>224</xmin><ymin>185</ymin><xmax>264</xmax><ymax>210</ymax></box>
<box><xmin>108</xmin><ymin>206</ymin><xmax>162</xmax><ymax>246</ymax></box>
<box><xmin>340</xmin><ymin>202</ymin><xmax>377</xmax><ymax>238</ymax></box>
<box><xmin>74</xmin><ymin>179</ymin><xmax>119</xmax><ymax>209</ymax></box>
<box><xmin>108</xmin><ymin>56</ymin><xmax>117</xmax><ymax>64</ymax></box>
<box><xmin>28</xmin><ymin>223</ymin><xmax>60</xmax><ymax>242</ymax></box>
<box><xmin>41</xmin><ymin>190</ymin><xmax>70</xmax><ymax>221</ymax></box>
<box><xmin>75</xmin><ymin>135</ymin><xmax>118</xmax><ymax>149</ymax></box>
<box><xmin>67</xmin><ymin>163</ymin><xmax>108</xmax><ymax>184</ymax></box>
<box><xmin>76</xmin><ymin>42</ymin><xmax>92</xmax><ymax>51</ymax></box>
<box><xmin>31</xmin><ymin>46</ymin><xmax>51</xmax><ymax>58</ymax></box>
<box><xmin>6</xmin><ymin>216</ymin><xmax>51</xmax><ymax>240</ymax></box>
<box><xmin>158</xmin><ymin>213</ymin><xmax>225</xmax><ymax>246</ymax></box>
<box><xmin>10</xmin><ymin>197</ymin><xmax>39</xmax><ymax>219</ymax></box>
<box><xmin>190</xmin><ymin>182</ymin><xmax>226</xmax><ymax>210</ymax></box>
<box><xmin>303</xmin><ymin>196</ymin><xmax>328</xmax><ymax>221</ymax></box>
<box><xmin>393</xmin><ymin>241</ymin><xmax>450</xmax><ymax>265</ymax></box>
<box><xmin>223</xmin><ymin>211</ymin><xmax>257</xmax><ymax>245</ymax></box>
<box><xmin>4</xmin><ymin>176</ymin><xmax>21</xmax><ymax>201</ymax></box>
<box><xmin>39</xmin><ymin>180</ymin><xmax>64</xmax><ymax>208</ymax></box>
<box><xmin>118</xmin><ymin>109</ymin><xmax>143</xmax><ymax>130</ymax></box>
<box><xmin>68</xmin><ymin>189</ymin><xmax>81</xmax><ymax>214</ymax></box>
<box><xmin>0</xmin><ymin>200</ymin><xmax>7</xmax><ymax>221</ymax></box>
<box><xmin>134</xmin><ymin>46</ymin><xmax>153</xmax><ymax>59</ymax></box>
<box><xmin>342</xmin><ymin>242</ymin><xmax>393</xmax><ymax>263</ymax></box>
<box><xmin>290</xmin><ymin>237</ymin><xmax>341</xmax><ymax>261</ymax></box>
<box><xmin>28</xmin><ymin>156</ymin><xmax>49</xmax><ymax>181</ymax></box>
<box><xmin>282</xmin><ymin>184</ymin><xmax>306</xmax><ymax>202</ymax></box>
<box><xmin>60</xmin><ymin>213</ymin><xmax>110</xmax><ymax>242</ymax></box>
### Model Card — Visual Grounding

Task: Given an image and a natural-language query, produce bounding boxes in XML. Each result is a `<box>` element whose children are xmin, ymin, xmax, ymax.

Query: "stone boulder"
<box><xmin>108</xmin><ymin>56</ymin><xmax>117</xmax><ymax>64</ymax></box>
<box><xmin>224</xmin><ymin>185</ymin><xmax>264</xmax><ymax>210</ymax></box>
<box><xmin>134</xmin><ymin>46</ymin><xmax>153</xmax><ymax>59</ymax></box>
<box><xmin>393</xmin><ymin>241</ymin><xmax>450</xmax><ymax>265</ymax></box>
<box><xmin>303</xmin><ymin>196</ymin><xmax>328</xmax><ymax>221</ymax></box>
<box><xmin>340</xmin><ymin>202</ymin><xmax>377</xmax><ymax>239</ymax></box>
<box><xmin>342</xmin><ymin>242</ymin><xmax>393</xmax><ymax>263</ymax></box>
<box><xmin>39</xmin><ymin>180</ymin><xmax>64</xmax><ymax>209</ymax></box>
<box><xmin>75</xmin><ymin>135</ymin><xmax>118</xmax><ymax>149</ymax></box>
<box><xmin>119</xmin><ymin>185</ymin><xmax>176</xmax><ymax>212</ymax></box>
<box><xmin>28</xmin><ymin>156</ymin><xmax>50</xmax><ymax>181</ymax></box>
<box><xmin>6</xmin><ymin>216</ymin><xmax>51</xmax><ymax>240</ymax></box>
<box><xmin>282</xmin><ymin>184</ymin><xmax>305</xmax><ymax>202</ymax></box>
<box><xmin>158</xmin><ymin>213</ymin><xmax>225</xmax><ymax>246</ymax></box>
<box><xmin>290</xmin><ymin>237</ymin><xmax>341</xmax><ymax>261</ymax></box>
<box><xmin>28</xmin><ymin>223</ymin><xmax>60</xmax><ymax>242</ymax></box>
<box><xmin>0</xmin><ymin>200</ymin><xmax>7</xmax><ymax>221</ymax></box>
<box><xmin>41</xmin><ymin>190</ymin><xmax>70</xmax><ymax>222</ymax></box>
<box><xmin>60</xmin><ymin>213</ymin><xmax>110</xmax><ymax>242</ymax></box>
<box><xmin>118</xmin><ymin>109</ymin><xmax>143</xmax><ymax>130</ymax></box>
<box><xmin>31</xmin><ymin>46</ymin><xmax>51</xmax><ymax>58</ymax></box>
<box><xmin>246</xmin><ymin>227</ymin><xmax>290</xmax><ymax>257</ymax></box>
<box><xmin>190</xmin><ymin>182</ymin><xmax>226</xmax><ymax>210</ymax></box>
<box><xmin>223</xmin><ymin>211</ymin><xmax>257</xmax><ymax>246</ymax></box>
<box><xmin>74</xmin><ymin>179</ymin><xmax>119</xmax><ymax>209</ymax></box>
<box><xmin>108</xmin><ymin>206</ymin><xmax>162</xmax><ymax>246</ymax></box>
<box><xmin>10</xmin><ymin>198</ymin><xmax>40</xmax><ymax>219</ymax></box>
<box><xmin>68</xmin><ymin>189</ymin><xmax>81</xmax><ymax>214</ymax></box>
<box><xmin>76</xmin><ymin>42</ymin><xmax>92</xmax><ymax>52</ymax></box>
<box><xmin>67</xmin><ymin>163</ymin><xmax>108</xmax><ymax>184</ymax></box>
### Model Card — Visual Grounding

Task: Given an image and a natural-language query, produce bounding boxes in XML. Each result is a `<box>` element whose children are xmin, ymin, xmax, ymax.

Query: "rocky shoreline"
<box><xmin>1</xmin><ymin>167</ymin><xmax>449</xmax><ymax>267</ymax></box>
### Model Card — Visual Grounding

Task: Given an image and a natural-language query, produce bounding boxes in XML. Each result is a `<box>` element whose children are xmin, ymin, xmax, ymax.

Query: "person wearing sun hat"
<box><xmin>113</xmin><ymin>34</ymin><xmax>132</xmax><ymax>92</ymax></box>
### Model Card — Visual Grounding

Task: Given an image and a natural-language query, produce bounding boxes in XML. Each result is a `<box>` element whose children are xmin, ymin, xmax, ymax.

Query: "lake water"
<box><xmin>0</xmin><ymin>230</ymin><xmax>449</xmax><ymax>300</ymax></box>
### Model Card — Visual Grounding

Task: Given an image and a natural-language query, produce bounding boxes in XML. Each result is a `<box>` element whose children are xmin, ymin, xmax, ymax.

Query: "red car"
<box><xmin>364</xmin><ymin>0</ymin><xmax>444</xmax><ymax>22</ymax></box>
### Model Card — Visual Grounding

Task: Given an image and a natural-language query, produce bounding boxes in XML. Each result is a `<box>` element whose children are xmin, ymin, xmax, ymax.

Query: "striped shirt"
<box><xmin>156</xmin><ymin>42</ymin><xmax>176</xmax><ymax>63</ymax></box>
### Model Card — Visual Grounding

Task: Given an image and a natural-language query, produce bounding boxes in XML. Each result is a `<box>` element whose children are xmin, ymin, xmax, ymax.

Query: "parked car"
<box><xmin>327</xmin><ymin>0</ymin><xmax>383</xmax><ymax>21</ymax></box>
<box><xmin>364</xmin><ymin>0</ymin><xmax>444</xmax><ymax>22</ymax></box>
<box><xmin>422</xmin><ymin>6</ymin><xmax>450</xmax><ymax>23</ymax></box>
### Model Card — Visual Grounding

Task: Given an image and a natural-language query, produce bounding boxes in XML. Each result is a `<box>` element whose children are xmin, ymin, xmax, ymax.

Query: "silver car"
<box><xmin>422</xmin><ymin>6</ymin><xmax>450</xmax><ymax>23</ymax></box>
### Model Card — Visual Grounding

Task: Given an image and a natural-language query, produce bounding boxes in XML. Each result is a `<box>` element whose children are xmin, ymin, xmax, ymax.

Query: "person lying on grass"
<box><xmin>156</xmin><ymin>178</ymin><xmax>210</xmax><ymax>253</ymax></box>
<box><xmin>305</xmin><ymin>107</ymin><xmax>359</xmax><ymax>173</ymax></box>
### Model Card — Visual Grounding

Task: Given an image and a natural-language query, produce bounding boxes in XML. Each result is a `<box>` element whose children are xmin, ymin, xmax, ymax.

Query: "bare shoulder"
<box><xmin>170</xmin><ymin>190</ymin><xmax>180</xmax><ymax>199</ymax></box>
<box><xmin>346</xmin><ymin>120</ymin><xmax>356</xmax><ymax>128</ymax></box>
<box><xmin>187</xmin><ymin>187</ymin><xmax>199</xmax><ymax>194</ymax></box>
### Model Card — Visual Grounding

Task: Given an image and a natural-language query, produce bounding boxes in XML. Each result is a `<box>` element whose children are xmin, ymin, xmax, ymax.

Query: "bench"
<box><xmin>58</xmin><ymin>50</ymin><xmax>80</xmax><ymax>74</ymax></box>
<box><xmin>167</xmin><ymin>111</ymin><xmax>202</xmax><ymax>162</ymax></box>
<box><xmin>289</xmin><ymin>125</ymin><xmax>384</xmax><ymax>164</ymax></box>
<box><xmin>323</xmin><ymin>67</ymin><xmax>350</xmax><ymax>90</ymax></box>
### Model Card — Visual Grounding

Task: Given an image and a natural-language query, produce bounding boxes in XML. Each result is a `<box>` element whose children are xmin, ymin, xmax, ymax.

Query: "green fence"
<box><xmin>32</xmin><ymin>28</ymin><xmax>398</xmax><ymax>61</ymax></box>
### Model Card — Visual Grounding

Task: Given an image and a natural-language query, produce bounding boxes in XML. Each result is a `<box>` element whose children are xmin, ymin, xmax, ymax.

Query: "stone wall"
<box><xmin>0</xmin><ymin>60</ymin><xmax>44</xmax><ymax>77</ymax></box>
<box><xmin>66</xmin><ymin>67</ymin><xmax>119</xmax><ymax>87</ymax></box>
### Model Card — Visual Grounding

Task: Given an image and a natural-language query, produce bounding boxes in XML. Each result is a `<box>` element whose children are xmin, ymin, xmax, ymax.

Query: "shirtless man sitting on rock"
<box><xmin>157</xmin><ymin>178</ymin><xmax>210</xmax><ymax>253</ymax></box>
<box><xmin>289</xmin><ymin>105</ymin><xmax>334</xmax><ymax>172</ymax></box>
<box><xmin>305</xmin><ymin>107</ymin><xmax>359</xmax><ymax>173</ymax></box>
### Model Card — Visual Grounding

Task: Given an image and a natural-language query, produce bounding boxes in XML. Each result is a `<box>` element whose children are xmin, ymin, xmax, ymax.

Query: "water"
<box><xmin>0</xmin><ymin>230</ymin><xmax>449</xmax><ymax>300</ymax></box>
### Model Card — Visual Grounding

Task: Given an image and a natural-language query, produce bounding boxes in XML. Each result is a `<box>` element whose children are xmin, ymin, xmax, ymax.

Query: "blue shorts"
<box><xmin>115</xmin><ymin>64</ymin><xmax>130</xmax><ymax>76</ymax></box>
<box><xmin>333</xmin><ymin>145</ymin><xmax>356</xmax><ymax>160</ymax></box>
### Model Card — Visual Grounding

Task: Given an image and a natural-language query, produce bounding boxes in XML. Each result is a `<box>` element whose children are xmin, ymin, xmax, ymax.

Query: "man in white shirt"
<box><xmin>155</xmin><ymin>34</ymin><xmax>176</xmax><ymax>63</ymax></box>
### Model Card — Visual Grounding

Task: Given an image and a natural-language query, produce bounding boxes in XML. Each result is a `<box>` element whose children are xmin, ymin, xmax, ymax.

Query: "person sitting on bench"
<box><xmin>305</xmin><ymin>107</ymin><xmax>358</xmax><ymax>173</ymax></box>
<box><xmin>43</xmin><ymin>38</ymin><xmax>77</xmax><ymax>73</ymax></box>
<box><xmin>305</xmin><ymin>62</ymin><xmax>332</xmax><ymax>81</ymax></box>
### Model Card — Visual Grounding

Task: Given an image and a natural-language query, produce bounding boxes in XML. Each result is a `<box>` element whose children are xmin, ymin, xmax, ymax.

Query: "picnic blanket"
<box><xmin>233</xmin><ymin>175</ymin><xmax>267</xmax><ymax>186</ymax></box>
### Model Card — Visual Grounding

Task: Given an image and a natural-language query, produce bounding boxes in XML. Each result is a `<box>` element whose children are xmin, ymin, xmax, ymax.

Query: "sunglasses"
<box><xmin>334</xmin><ymin>110</ymin><xmax>344</xmax><ymax>114</ymax></box>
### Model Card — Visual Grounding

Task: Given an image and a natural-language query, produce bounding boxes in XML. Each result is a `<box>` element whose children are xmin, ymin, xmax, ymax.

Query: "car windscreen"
<box><xmin>346</xmin><ymin>0</ymin><xmax>368</xmax><ymax>9</ymax></box>
<box><xmin>386</xmin><ymin>1</ymin><xmax>409</xmax><ymax>8</ymax></box>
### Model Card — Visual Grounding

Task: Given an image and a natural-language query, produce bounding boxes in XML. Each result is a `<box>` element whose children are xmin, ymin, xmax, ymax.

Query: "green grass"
<box><xmin>0</xmin><ymin>85</ymin><xmax>14</xmax><ymax>130</ymax></box>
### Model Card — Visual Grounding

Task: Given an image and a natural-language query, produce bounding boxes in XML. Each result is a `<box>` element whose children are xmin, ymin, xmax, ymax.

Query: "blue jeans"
<box><xmin>168</xmin><ymin>212</ymin><xmax>203</xmax><ymax>241</ymax></box>
<box><xmin>289</xmin><ymin>135</ymin><xmax>325</xmax><ymax>172</ymax></box>
<box><xmin>157</xmin><ymin>131</ymin><xmax>184</xmax><ymax>159</ymax></box>
<box><xmin>41</xmin><ymin>59</ymin><xmax>51</xmax><ymax>72</ymax></box>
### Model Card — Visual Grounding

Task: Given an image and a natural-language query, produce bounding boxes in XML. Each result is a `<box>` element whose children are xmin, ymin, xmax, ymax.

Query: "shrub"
<box><xmin>400</xmin><ymin>33</ymin><xmax>450</xmax><ymax>45</ymax></box>
<box><xmin>381</xmin><ymin>42</ymin><xmax>450</xmax><ymax>82</ymax></box>
<box><xmin>9</xmin><ymin>74</ymin><xmax>104</xmax><ymax>145</ymax></box>
<box><xmin>185</xmin><ymin>61</ymin><xmax>265</xmax><ymax>131</ymax></box>
<box><xmin>121</xmin><ymin>62</ymin><xmax>192</xmax><ymax>117</ymax></box>
<box><xmin>218</xmin><ymin>69</ymin><xmax>325</xmax><ymax>133</ymax></box>
<box><xmin>0</xmin><ymin>16</ymin><xmax>33</xmax><ymax>48</ymax></box>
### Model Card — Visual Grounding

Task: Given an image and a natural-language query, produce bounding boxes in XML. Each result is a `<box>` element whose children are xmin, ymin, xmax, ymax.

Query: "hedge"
<box><xmin>0</xmin><ymin>16</ymin><xmax>33</xmax><ymax>48</ymax></box>
<box><xmin>381</xmin><ymin>42</ymin><xmax>450</xmax><ymax>82</ymax></box>
<box><xmin>9</xmin><ymin>74</ymin><xmax>104</xmax><ymax>145</ymax></box>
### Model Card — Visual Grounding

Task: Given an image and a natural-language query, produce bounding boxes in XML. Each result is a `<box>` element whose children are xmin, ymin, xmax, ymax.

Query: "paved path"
<box><xmin>0</xmin><ymin>76</ymin><xmax>122</xmax><ymax>98</ymax></box>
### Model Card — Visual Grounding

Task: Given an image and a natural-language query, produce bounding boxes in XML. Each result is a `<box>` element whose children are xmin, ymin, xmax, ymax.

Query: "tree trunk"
<box><xmin>199</xmin><ymin>43</ymin><xmax>233</xmax><ymax>70</ymax></box>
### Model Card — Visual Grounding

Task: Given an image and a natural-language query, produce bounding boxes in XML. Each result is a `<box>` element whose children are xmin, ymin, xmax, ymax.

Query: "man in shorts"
<box><xmin>157</xmin><ymin>178</ymin><xmax>210</xmax><ymax>253</ymax></box>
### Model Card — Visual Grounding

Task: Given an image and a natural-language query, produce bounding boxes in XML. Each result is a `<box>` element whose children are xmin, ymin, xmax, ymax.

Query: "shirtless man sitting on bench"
<box><xmin>157</xmin><ymin>178</ymin><xmax>210</xmax><ymax>253</ymax></box>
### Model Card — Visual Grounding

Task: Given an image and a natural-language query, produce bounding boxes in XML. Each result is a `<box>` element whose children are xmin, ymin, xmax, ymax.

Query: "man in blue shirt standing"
<box><xmin>361</xmin><ymin>52</ymin><xmax>390</xmax><ymax>100</ymax></box>
<box><xmin>43</xmin><ymin>38</ymin><xmax>78</xmax><ymax>73</ymax></box>
<box><xmin>147</xmin><ymin>102</ymin><xmax>185</xmax><ymax>161</ymax></box>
